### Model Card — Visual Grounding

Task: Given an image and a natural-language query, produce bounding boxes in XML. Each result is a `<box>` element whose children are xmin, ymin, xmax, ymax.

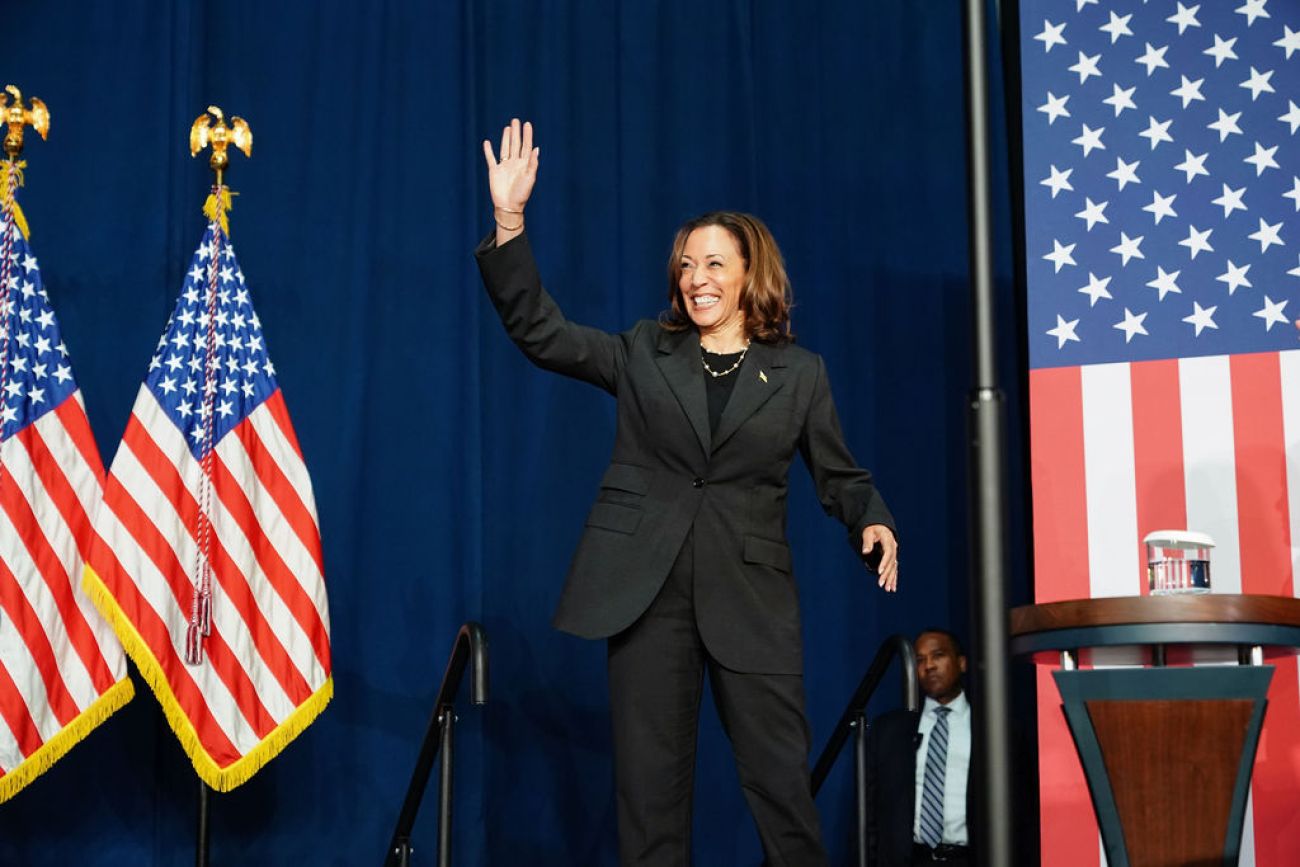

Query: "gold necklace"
<box><xmin>700</xmin><ymin>342</ymin><xmax>750</xmax><ymax>378</ymax></box>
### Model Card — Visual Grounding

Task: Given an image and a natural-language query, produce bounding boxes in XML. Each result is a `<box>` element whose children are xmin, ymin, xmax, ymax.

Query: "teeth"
<box><xmin>694</xmin><ymin>296</ymin><xmax>719</xmax><ymax>308</ymax></box>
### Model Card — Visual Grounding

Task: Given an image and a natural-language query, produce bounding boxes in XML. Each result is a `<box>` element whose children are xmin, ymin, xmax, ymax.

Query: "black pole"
<box><xmin>437</xmin><ymin>707</ymin><xmax>455</xmax><ymax>867</ymax></box>
<box><xmin>853</xmin><ymin>713</ymin><xmax>868</xmax><ymax>867</ymax></box>
<box><xmin>195</xmin><ymin>780</ymin><xmax>210</xmax><ymax>867</ymax></box>
<box><xmin>962</xmin><ymin>0</ymin><xmax>1015</xmax><ymax>864</ymax></box>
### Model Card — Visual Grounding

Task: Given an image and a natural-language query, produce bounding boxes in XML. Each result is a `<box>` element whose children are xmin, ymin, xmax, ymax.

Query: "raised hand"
<box><xmin>482</xmin><ymin>118</ymin><xmax>539</xmax><ymax>242</ymax></box>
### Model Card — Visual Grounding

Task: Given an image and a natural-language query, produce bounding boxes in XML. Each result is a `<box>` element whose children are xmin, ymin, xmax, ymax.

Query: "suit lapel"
<box><xmin>711</xmin><ymin>340</ymin><xmax>787</xmax><ymax>452</ymax></box>
<box><xmin>654</xmin><ymin>328</ymin><xmax>711</xmax><ymax>456</ymax></box>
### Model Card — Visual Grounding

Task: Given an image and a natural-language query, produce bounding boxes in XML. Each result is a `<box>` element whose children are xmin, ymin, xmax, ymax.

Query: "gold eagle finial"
<box><xmin>189</xmin><ymin>106</ymin><xmax>252</xmax><ymax>235</ymax></box>
<box><xmin>0</xmin><ymin>85</ymin><xmax>50</xmax><ymax>160</ymax></box>
<box><xmin>189</xmin><ymin>105</ymin><xmax>252</xmax><ymax>184</ymax></box>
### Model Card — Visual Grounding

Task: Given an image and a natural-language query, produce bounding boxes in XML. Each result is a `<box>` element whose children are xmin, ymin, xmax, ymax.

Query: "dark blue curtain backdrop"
<box><xmin>0</xmin><ymin>1</ymin><xmax>1026</xmax><ymax>864</ymax></box>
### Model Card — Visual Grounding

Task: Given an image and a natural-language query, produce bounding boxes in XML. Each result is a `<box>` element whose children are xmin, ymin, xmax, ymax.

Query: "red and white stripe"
<box><xmin>0</xmin><ymin>393</ymin><xmax>130</xmax><ymax>797</ymax></box>
<box><xmin>89</xmin><ymin>385</ymin><xmax>330</xmax><ymax>780</ymax></box>
<box><xmin>1030</xmin><ymin>349</ymin><xmax>1300</xmax><ymax>866</ymax></box>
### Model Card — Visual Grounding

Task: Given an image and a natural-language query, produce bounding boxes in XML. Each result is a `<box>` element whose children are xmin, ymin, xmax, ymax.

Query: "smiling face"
<box><xmin>677</xmin><ymin>225</ymin><xmax>747</xmax><ymax>341</ymax></box>
<box><xmin>915</xmin><ymin>631</ymin><xmax>966</xmax><ymax>704</ymax></box>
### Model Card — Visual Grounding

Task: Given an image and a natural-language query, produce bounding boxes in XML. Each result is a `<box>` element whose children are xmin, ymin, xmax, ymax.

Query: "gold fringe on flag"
<box><xmin>0</xmin><ymin>677</ymin><xmax>134</xmax><ymax>803</ymax></box>
<box><xmin>0</xmin><ymin>160</ymin><xmax>30</xmax><ymax>239</ymax></box>
<box><xmin>82</xmin><ymin>564</ymin><xmax>334</xmax><ymax>792</ymax></box>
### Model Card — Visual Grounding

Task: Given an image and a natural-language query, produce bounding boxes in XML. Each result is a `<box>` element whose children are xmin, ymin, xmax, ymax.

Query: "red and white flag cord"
<box><xmin>185</xmin><ymin>187</ymin><xmax>225</xmax><ymax>666</ymax></box>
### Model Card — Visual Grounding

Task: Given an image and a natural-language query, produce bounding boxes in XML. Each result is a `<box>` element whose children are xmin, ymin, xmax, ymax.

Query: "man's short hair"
<box><xmin>917</xmin><ymin>627</ymin><xmax>966</xmax><ymax>659</ymax></box>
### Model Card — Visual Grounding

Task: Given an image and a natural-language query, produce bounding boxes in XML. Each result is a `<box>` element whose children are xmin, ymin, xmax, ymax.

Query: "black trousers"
<box><xmin>607</xmin><ymin>531</ymin><xmax>828</xmax><ymax>866</ymax></box>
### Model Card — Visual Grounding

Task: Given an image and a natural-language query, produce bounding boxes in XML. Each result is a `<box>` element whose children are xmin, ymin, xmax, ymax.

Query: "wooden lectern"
<box><xmin>1010</xmin><ymin>594</ymin><xmax>1300</xmax><ymax>867</ymax></box>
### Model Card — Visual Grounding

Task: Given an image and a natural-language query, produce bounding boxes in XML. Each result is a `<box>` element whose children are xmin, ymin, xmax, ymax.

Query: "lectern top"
<box><xmin>1011</xmin><ymin>593</ymin><xmax>1300</xmax><ymax>636</ymax></box>
<box><xmin>1009</xmin><ymin>594</ymin><xmax>1300</xmax><ymax>662</ymax></box>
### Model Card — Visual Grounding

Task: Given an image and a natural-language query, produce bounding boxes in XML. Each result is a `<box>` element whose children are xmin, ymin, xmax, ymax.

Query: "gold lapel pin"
<box><xmin>759</xmin><ymin>370</ymin><xmax>768</xmax><ymax>383</ymax></box>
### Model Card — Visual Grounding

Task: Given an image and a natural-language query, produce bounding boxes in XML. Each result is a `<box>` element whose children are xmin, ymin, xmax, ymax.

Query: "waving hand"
<box><xmin>482</xmin><ymin>118</ymin><xmax>539</xmax><ymax>245</ymax></box>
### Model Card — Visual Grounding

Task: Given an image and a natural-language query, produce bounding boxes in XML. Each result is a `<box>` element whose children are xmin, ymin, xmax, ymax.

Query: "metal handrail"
<box><xmin>386</xmin><ymin>622</ymin><xmax>489</xmax><ymax>867</ymax></box>
<box><xmin>810</xmin><ymin>633</ymin><xmax>920</xmax><ymax>867</ymax></box>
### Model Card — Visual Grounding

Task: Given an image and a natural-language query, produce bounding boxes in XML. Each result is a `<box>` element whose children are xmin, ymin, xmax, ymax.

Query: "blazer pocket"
<box><xmin>743</xmin><ymin>535</ymin><xmax>792</xmax><ymax>574</ymax></box>
<box><xmin>600</xmin><ymin>462</ymin><xmax>651</xmax><ymax>495</ymax></box>
<box><xmin>586</xmin><ymin>502</ymin><xmax>643</xmax><ymax>535</ymax></box>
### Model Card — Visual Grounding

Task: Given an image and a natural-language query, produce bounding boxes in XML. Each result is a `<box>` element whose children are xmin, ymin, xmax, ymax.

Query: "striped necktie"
<box><xmin>919</xmin><ymin>706</ymin><xmax>952</xmax><ymax>848</ymax></box>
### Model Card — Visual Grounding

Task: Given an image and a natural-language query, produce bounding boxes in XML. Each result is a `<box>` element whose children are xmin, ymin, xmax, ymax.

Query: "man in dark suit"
<box><xmin>866</xmin><ymin>629</ymin><xmax>973</xmax><ymax>866</ymax></box>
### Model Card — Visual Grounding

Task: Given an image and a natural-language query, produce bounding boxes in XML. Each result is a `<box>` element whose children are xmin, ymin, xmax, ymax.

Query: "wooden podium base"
<box><xmin>1054</xmin><ymin>666</ymin><xmax>1272</xmax><ymax>867</ymax></box>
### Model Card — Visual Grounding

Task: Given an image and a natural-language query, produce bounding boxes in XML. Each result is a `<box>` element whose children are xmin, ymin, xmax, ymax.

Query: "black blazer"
<box><xmin>476</xmin><ymin>231</ymin><xmax>894</xmax><ymax>674</ymax></box>
<box><xmin>865</xmin><ymin>707</ymin><xmax>977</xmax><ymax>867</ymax></box>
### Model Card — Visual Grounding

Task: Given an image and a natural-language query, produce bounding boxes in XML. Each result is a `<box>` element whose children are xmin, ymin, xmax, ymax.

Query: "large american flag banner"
<box><xmin>0</xmin><ymin>202</ymin><xmax>133</xmax><ymax>802</ymax></box>
<box><xmin>1020</xmin><ymin>1</ymin><xmax>1300</xmax><ymax>863</ymax></box>
<box><xmin>83</xmin><ymin>220</ymin><xmax>331</xmax><ymax>790</ymax></box>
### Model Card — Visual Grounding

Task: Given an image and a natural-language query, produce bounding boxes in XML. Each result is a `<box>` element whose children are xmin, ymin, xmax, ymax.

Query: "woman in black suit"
<box><xmin>477</xmin><ymin>119</ymin><xmax>899</xmax><ymax>866</ymax></box>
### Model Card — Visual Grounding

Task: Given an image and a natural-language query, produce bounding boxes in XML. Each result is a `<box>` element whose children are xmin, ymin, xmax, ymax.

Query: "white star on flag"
<box><xmin>1217</xmin><ymin>260</ymin><xmax>1253</xmax><ymax>294</ymax></box>
<box><xmin>1275</xmin><ymin>26</ymin><xmax>1300</xmax><ymax>59</ymax></box>
<box><xmin>1111</xmin><ymin>231</ymin><xmax>1145</xmax><ymax>266</ymax></box>
<box><xmin>1174</xmin><ymin>149</ymin><xmax>1210</xmax><ymax>183</ymax></box>
<box><xmin>1039</xmin><ymin>92</ymin><xmax>1071</xmax><ymax>124</ymax></box>
<box><xmin>1147</xmin><ymin>266</ymin><xmax>1182</xmax><ymax>300</ymax></box>
<box><xmin>1211</xmin><ymin>184</ymin><xmax>1247</xmax><ymax>217</ymax></box>
<box><xmin>1036</xmin><ymin>19</ymin><xmax>1068</xmax><ymax>52</ymax></box>
<box><xmin>1103</xmin><ymin>83</ymin><xmax>1138</xmax><ymax>117</ymax></box>
<box><xmin>1107</xmin><ymin>157</ymin><xmax>1141</xmax><ymax>190</ymax></box>
<box><xmin>1283</xmin><ymin>177</ymin><xmax>1300</xmax><ymax>211</ymax></box>
<box><xmin>1179</xmin><ymin>225</ymin><xmax>1214</xmax><ymax>258</ymax></box>
<box><xmin>1280</xmin><ymin>101</ymin><xmax>1300</xmax><ymax>134</ymax></box>
<box><xmin>1041</xmin><ymin>165</ymin><xmax>1074</xmax><ymax>197</ymax></box>
<box><xmin>1243</xmin><ymin>142</ymin><xmax>1279</xmax><ymax>175</ymax></box>
<box><xmin>1078</xmin><ymin>272</ymin><xmax>1113</xmax><ymax>306</ymax></box>
<box><xmin>1204</xmin><ymin>34</ymin><xmax>1239</xmax><ymax>66</ymax></box>
<box><xmin>1208</xmin><ymin>109</ymin><xmax>1243</xmax><ymax>141</ymax></box>
<box><xmin>1235</xmin><ymin>0</ymin><xmax>1270</xmax><ymax>27</ymax></box>
<box><xmin>1170</xmin><ymin>75</ymin><xmax>1206</xmax><ymax>108</ymax></box>
<box><xmin>1248</xmin><ymin>218</ymin><xmax>1283</xmax><ymax>252</ymax></box>
<box><xmin>1135</xmin><ymin>42</ymin><xmax>1170</xmax><ymax>75</ymax></box>
<box><xmin>1143</xmin><ymin>190</ymin><xmax>1178</xmax><ymax>223</ymax></box>
<box><xmin>1253</xmin><ymin>296</ymin><xmax>1288</xmax><ymax>330</ymax></box>
<box><xmin>1167</xmin><ymin>3</ymin><xmax>1202</xmax><ymax>35</ymax></box>
<box><xmin>1069</xmin><ymin>51</ymin><xmax>1103</xmax><ymax>83</ymax></box>
<box><xmin>1138</xmin><ymin>116</ymin><xmax>1174</xmax><ymax>149</ymax></box>
<box><xmin>1075</xmin><ymin>197</ymin><xmax>1110</xmax><ymax>231</ymax></box>
<box><xmin>1073</xmin><ymin>124</ymin><xmax>1106</xmax><ymax>156</ymax></box>
<box><xmin>1100</xmin><ymin>12</ymin><xmax>1134</xmax><ymax>44</ymax></box>
<box><xmin>1045</xmin><ymin>240</ymin><xmax>1078</xmax><ymax>272</ymax></box>
<box><xmin>1239</xmin><ymin>67</ymin><xmax>1275</xmax><ymax>100</ymax></box>
<box><xmin>1047</xmin><ymin>314</ymin><xmax>1081</xmax><ymax>347</ymax></box>
<box><xmin>1114</xmin><ymin>308</ymin><xmax>1149</xmax><ymax>342</ymax></box>
<box><xmin>1183</xmin><ymin>300</ymin><xmax>1218</xmax><ymax>335</ymax></box>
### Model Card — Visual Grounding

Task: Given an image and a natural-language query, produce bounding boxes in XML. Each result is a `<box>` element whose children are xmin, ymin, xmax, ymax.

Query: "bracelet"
<box><xmin>495</xmin><ymin>216</ymin><xmax>523</xmax><ymax>231</ymax></box>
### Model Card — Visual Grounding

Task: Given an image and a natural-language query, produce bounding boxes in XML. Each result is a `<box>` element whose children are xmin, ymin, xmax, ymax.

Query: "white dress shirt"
<box><xmin>912</xmin><ymin>691</ymin><xmax>971</xmax><ymax>846</ymax></box>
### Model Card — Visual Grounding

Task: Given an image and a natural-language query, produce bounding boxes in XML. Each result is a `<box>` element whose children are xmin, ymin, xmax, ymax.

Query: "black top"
<box><xmin>702</xmin><ymin>347</ymin><xmax>745</xmax><ymax>433</ymax></box>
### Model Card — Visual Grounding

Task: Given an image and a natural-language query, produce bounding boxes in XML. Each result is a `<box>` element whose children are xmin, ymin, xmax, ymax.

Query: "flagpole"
<box><xmin>961</xmin><ymin>0</ymin><xmax>1015</xmax><ymax>863</ymax></box>
<box><xmin>196</xmin><ymin>781</ymin><xmax>210</xmax><ymax>867</ymax></box>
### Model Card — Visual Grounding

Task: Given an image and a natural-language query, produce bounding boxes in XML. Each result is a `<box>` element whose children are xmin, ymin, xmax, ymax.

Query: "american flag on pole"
<box><xmin>1020</xmin><ymin>1</ymin><xmax>1300</xmax><ymax>863</ymax></box>
<box><xmin>0</xmin><ymin>181</ymin><xmax>133</xmax><ymax>802</ymax></box>
<box><xmin>83</xmin><ymin>217</ymin><xmax>332</xmax><ymax>790</ymax></box>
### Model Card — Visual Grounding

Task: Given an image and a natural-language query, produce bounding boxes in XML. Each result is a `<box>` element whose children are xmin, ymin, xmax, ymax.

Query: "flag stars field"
<box><xmin>1023</xmin><ymin>0</ymin><xmax>1299</xmax><ymax>358</ymax></box>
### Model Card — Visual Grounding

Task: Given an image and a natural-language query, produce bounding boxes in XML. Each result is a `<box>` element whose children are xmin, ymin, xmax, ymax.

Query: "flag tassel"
<box><xmin>185</xmin><ymin>621</ymin><xmax>204</xmax><ymax>666</ymax></box>
<box><xmin>198</xmin><ymin>587</ymin><xmax>212</xmax><ymax>637</ymax></box>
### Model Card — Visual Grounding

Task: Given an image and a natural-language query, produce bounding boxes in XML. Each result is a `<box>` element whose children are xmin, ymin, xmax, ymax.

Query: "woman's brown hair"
<box><xmin>659</xmin><ymin>211</ymin><xmax>794</xmax><ymax>344</ymax></box>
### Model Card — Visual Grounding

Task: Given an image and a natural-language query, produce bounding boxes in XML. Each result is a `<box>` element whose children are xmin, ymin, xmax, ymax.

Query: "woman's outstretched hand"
<box><xmin>862</xmin><ymin>524</ymin><xmax>899</xmax><ymax>593</ymax></box>
<box><xmin>483</xmin><ymin>118</ymin><xmax>539</xmax><ymax>245</ymax></box>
